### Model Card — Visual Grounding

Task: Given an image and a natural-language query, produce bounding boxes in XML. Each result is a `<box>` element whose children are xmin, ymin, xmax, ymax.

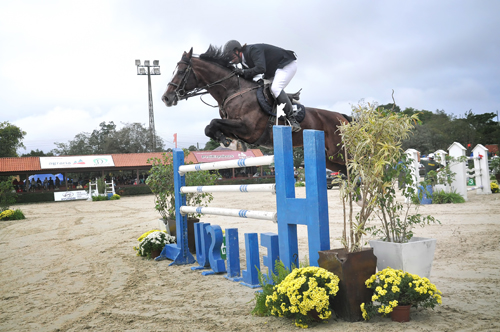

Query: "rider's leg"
<box><xmin>275</xmin><ymin>90</ymin><xmax>301</xmax><ymax>132</ymax></box>
<box><xmin>271</xmin><ymin>60</ymin><xmax>301</xmax><ymax>132</ymax></box>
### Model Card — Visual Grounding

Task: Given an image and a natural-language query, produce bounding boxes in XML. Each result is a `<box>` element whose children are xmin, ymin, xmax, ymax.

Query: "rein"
<box><xmin>168</xmin><ymin>59</ymin><xmax>237</xmax><ymax>102</ymax></box>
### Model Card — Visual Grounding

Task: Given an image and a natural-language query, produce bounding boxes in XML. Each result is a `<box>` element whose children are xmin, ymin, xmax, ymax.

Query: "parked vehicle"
<box><xmin>326</xmin><ymin>169</ymin><xmax>345</xmax><ymax>189</ymax></box>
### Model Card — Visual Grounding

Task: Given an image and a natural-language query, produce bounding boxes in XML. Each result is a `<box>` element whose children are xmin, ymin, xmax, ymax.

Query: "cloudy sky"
<box><xmin>1</xmin><ymin>0</ymin><xmax>499</xmax><ymax>154</ymax></box>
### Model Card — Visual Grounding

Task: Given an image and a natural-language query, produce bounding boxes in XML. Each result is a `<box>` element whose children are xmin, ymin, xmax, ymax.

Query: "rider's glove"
<box><xmin>233</xmin><ymin>67</ymin><xmax>244</xmax><ymax>76</ymax></box>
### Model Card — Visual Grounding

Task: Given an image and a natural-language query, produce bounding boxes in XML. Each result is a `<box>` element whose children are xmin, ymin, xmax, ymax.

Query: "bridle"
<box><xmin>167</xmin><ymin>58</ymin><xmax>237</xmax><ymax>102</ymax></box>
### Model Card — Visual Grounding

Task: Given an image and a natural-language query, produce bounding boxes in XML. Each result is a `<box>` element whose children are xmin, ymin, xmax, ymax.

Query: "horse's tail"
<box><xmin>341</xmin><ymin>113</ymin><xmax>352</xmax><ymax>123</ymax></box>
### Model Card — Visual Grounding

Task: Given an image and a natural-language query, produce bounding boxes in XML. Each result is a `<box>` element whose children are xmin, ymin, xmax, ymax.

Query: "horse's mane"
<box><xmin>199</xmin><ymin>45</ymin><xmax>233</xmax><ymax>68</ymax></box>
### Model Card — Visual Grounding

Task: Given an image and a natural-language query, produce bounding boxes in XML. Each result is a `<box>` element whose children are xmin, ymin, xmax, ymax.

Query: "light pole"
<box><xmin>135</xmin><ymin>59</ymin><xmax>160</xmax><ymax>151</ymax></box>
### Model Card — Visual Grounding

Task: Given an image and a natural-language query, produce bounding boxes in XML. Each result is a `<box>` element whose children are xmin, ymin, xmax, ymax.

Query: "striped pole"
<box><xmin>179</xmin><ymin>155</ymin><xmax>274</xmax><ymax>175</ymax></box>
<box><xmin>180</xmin><ymin>183</ymin><xmax>276</xmax><ymax>194</ymax></box>
<box><xmin>180</xmin><ymin>206</ymin><xmax>277</xmax><ymax>222</ymax></box>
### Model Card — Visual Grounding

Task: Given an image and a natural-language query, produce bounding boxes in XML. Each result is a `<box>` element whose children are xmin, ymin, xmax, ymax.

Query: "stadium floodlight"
<box><xmin>135</xmin><ymin>59</ymin><xmax>161</xmax><ymax>151</ymax></box>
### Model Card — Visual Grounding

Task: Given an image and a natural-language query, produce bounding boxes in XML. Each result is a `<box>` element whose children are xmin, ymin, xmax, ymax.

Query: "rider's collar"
<box><xmin>241</xmin><ymin>53</ymin><xmax>248</xmax><ymax>68</ymax></box>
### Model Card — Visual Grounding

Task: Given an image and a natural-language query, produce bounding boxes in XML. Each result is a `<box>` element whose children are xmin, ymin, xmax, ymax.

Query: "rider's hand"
<box><xmin>233</xmin><ymin>67</ymin><xmax>244</xmax><ymax>76</ymax></box>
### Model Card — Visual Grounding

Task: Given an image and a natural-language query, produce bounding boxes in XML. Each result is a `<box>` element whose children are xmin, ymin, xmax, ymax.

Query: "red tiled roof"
<box><xmin>0</xmin><ymin>157</ymin><xmax>40</xmax><ymax>172</ymax></box>
<box><xmin>0</xmin><ymin>149</ymin><xmax>266</xmax><ymax>175</ymax></box>
<box><xmin>111</xmin><ymin>152</ymin><xmax>169</xmax><ymax>167</ymax></box>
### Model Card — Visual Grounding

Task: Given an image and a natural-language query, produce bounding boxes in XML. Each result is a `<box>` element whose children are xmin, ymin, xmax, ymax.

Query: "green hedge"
<box><xmin>15</xmin><ymin>192</ymin><xmax>55</xmax><ymax>204</ymax></box>
<box><xmin>115</xmin><ymin>185</ymin><xmax>152</xmax><ymax>196</ymax></box>
<box><xmin>14</xmin><ymin>186</ymin><xmax>152</xmax><ymax>204</ymax></box>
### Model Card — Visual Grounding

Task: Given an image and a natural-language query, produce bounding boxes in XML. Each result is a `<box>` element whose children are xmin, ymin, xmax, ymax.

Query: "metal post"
<box><xmin>147</xmin><ymin>66</ymin><xmax>156</xmax><ymax>151</ymax></box>
<box><xmin>136</xmin><ymin>59</ymin><xmax>160</xmax><ymax>152</ymax></box>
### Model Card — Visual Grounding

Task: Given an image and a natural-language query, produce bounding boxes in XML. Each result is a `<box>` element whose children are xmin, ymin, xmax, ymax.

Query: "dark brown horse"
<box><xmin>162</xmin><ymin>47</ymin><xmax>351</xmax><ymax>173</ymax></box>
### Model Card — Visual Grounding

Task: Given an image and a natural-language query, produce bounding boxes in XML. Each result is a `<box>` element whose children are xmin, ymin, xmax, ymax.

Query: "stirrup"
<box><xmin>287</xmin><ymin>116</ymin><xmax>302</xmax><ymax>132</ymax></box>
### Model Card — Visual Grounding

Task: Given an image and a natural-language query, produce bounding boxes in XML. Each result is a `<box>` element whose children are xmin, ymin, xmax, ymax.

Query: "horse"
<box><xmin>162</xmin><ymin>46</ymin><xmax>351</xmax><ymax>173</ymax></box>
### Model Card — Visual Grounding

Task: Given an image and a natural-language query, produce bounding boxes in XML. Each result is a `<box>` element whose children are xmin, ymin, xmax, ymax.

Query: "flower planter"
<box><xmin>187</xmin><ymin>218</ymin><xmax>199</xmax><ymax>254</ymax></box>
<box><xmin>317</xmin><ymin>248</ymin><xmax>377</xmax><ymax>322</ymax></box>
<box><xmin>369</xmin><ymin>237</ymin><xmax>436</xmax><ymax>278</ymax></box>
<box><xmin>150</xmin><ymin>249</ymin><xmax>162</xmax><ymax>259</ymax></box>
<box><xmin>391</xmin><ymin>305</ymin><xmax>411</xmax><ymax>322</ymax></box>
<box><xmin>433</xmin><ymin>184</ymin><xmax>449</xmax><ymax>194</ymax></box>
<box><xmin>418</xmin><ymin>185</ymin><xmax>433</xmax><ymax>204</ymax></box>
<box><xmin>159</xmin><ymin>218</ymin><xmax>177</xmax><ymax>236</ymax></box>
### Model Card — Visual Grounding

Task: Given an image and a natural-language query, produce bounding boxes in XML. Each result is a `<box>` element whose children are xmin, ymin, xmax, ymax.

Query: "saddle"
<box><xmin>256</xmin><ymin>81</ymin><xmax>306</xmax><ymax>123</ymax></box>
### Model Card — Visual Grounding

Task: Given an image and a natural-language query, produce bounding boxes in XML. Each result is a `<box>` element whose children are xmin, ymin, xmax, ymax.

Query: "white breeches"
<box><xmin>270</xmin><ymin>60</ymin><xmax>298</xmax><ymax>98</ymax></box>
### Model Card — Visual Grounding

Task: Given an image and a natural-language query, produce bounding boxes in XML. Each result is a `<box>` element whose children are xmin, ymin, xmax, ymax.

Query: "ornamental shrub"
<box><xmin>134</xmin><ymin>230</ymin><xmax>176</xmax><ymax>259</ymax></box>
<box><xmin>432</xmin><ymin>190</ymin><xmax>466</xmax><ymax>204</ymax></box>
<box><xmin>110</xmin><ymin>194</ymin><xmax>121</xmax><ymax>200</ymax></box>
<box><xmin>491</xmin><ymin>181</ymin><xmax>499</xmax><ymax>193</ymax></box>
<box><xmin>0</xmin><ymin>209</ymin><xmax>25</xmax><ymax>221</ymax></box>
<box><xmin>265</xmin><ymin>266</ymin><xmax>340</xmax><ymax>328</ymax></box>
<box><xmin>361</xmin><ymin>267</ymin><xmax>442</xmax><ymax>321</ymax></box>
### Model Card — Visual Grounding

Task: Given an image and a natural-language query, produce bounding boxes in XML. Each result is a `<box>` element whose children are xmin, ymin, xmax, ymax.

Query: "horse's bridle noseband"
<box><xmin>167</xmin><ymin>59</ymin><xmax>195</xmax><ymax>101</ymax></box>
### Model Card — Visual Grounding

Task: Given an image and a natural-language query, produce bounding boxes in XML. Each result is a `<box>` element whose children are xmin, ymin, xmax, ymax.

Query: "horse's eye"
<box><xmin>178</xmin><ymin>70</ymin><xmax>185</xmax><ymax>75</ymax></box>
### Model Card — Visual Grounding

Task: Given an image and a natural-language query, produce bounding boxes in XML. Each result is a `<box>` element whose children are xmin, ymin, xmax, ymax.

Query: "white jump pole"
<box><xmin>178</xmin><ymin>156</ymin><xmax>275</xmax><ymax>175</ymax></box>
<box><xmin>181</xmin><ymin>183</ymin><xmax>276</xmax><ymax>194</ymax></box>
<box><xmin>179</xmin><ymin>206</ymin><xmax>277</xmax><ymax>222</ymax></box>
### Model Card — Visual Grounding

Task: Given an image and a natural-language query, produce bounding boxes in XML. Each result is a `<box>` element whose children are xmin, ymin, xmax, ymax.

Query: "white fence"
<box><xmin>406</xmin><ymin>143</ymin><xmax>491</xmax><ymax>200</ymax></box>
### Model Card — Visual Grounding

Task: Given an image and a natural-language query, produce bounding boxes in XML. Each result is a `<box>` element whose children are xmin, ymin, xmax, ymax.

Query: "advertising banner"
<box><xmin>54</xmin><ymin>190</ymin><xmax>89</xmax><ymax>201</ymax></box>
<box><xmin>192</xmin><ymin>151</ymin><xmax>255</xmax><ymax>163</ymax></box>
<box><xmin>40</xmin><ymin>156</ymin><xmax>114</xmax><ymax>169</ymax></box>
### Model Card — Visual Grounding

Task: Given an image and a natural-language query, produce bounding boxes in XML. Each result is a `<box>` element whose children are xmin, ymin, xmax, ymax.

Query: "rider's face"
<box><xmin>230</xmin><ymin>50</ymin><xmax>241</xmax><ymax>64</ymax></box>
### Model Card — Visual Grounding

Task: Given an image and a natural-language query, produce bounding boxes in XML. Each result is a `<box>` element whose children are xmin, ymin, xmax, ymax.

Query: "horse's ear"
<box><xmin>188</xmin><ymin>47</ymin><xmax>193</xmax><ymax>57</ymax></box>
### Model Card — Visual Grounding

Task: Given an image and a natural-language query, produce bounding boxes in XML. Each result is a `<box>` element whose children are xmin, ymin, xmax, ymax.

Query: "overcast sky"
<box><xmin>1</xmin><ymin>0</ymin><xmax>499</xmax><ymax>154</ymax></box>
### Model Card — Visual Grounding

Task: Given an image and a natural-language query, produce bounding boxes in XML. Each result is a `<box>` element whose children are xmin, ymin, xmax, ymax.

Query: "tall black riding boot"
<box><xmin>276</xmin><ymin>90</ymin><xmax>301</xmax><ymax>132</ymax></box>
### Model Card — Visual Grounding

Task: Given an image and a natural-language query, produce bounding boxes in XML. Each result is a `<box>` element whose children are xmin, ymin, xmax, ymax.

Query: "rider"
<box><xmin>223</xmin><ymin>40</ymin><xmax>301</xmax><ymax>132</ymax></box>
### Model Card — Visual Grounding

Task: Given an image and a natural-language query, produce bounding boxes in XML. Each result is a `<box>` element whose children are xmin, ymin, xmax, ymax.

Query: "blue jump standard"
<box><xmin>156</xmin><ymin>126</ymin><xmax>331</xmax><ymax>288</ymax></box>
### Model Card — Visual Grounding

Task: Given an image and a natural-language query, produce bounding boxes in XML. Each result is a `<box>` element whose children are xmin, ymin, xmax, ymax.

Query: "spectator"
<box><xmin>55</xmin><ymin>177</ymin><xmax>60</xmax><ymax>189</ymax></box>
<box><xmin>48</xmin><ymin>177</ymin><xmax>55</xmax><ymax>190</ymax></box>
<box><xmin>43</xmin><ymin>177</ymin><xmax>49</xmax><ymax>191</ymax></box>
<box><xmin>37</xmin><ymin>178</ymin><xmax>42</xmax><ymax>190</ymax></box>
<box><xmin>30</xmin><ymin>178</ymin><xmax>36</xmax><ymax>192</ymax></box>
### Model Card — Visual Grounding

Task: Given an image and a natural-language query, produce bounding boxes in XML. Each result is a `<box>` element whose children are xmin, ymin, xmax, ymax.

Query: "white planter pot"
<box><xmin>434</xmin><ymin>184</ymin><xmax>450</xmax><ymax>193</ymax></box>
<box><xmin>369</xmin><ymin>237</ymin><xmax>436</xmax><ymax>278</ymax></box>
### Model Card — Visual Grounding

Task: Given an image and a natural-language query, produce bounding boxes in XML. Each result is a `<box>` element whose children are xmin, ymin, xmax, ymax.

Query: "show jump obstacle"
<box><xmin>157</xmin><ymin>126</ymin><xmax>331</xmax><ymax>286</ymax></box>
<box><xmin>406</xmin><ymin>143</ymin><xmax>491</xmax><ymax>200</ymax></box>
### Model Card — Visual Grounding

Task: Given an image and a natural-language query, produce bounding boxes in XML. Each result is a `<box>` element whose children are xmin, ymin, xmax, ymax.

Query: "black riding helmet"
<box><xmin>223</xmin><ymin>40</ymin><xmax>242</xmax><ymax>56</ymax></box>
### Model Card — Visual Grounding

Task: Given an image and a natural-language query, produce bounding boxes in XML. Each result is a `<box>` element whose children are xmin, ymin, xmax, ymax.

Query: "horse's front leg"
<box><xmin>205</xmin><ymin>118</ymin><xmax>250</xmax><ymax>147</ymax></box>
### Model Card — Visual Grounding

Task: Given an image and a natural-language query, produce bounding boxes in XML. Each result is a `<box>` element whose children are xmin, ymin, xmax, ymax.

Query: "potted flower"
<box><xmin>265</xmin><ymin>266</ymin><xmax>340</xmax><ymax>328</ymax></box>
<box><xmin>146</xmin><ymin>151</ymin><xmax>218</xmax><ymax>253</ymax></box>
<box><xmin>134</xmin><ymin>230</ymin><xmax>176</xmax><ymax>259</ymax></box>
<box><xmin>318</xmin><ymin>103</ymin><xmax>417</xmax><ymax>321</ymax></box>
<box><xmin>367</xmin><ymin>153</ymin><xmax>440</xmax><ymax>278</ymax></box>
<box><xmin>490</xmin><ymin>155</ymin><xmax>500</xmax><ymax>182</ymax></box>
<box><xmin>360</xmin><ymin>267</ymin><xmax>442</xmax><ymax>322</ymax></box>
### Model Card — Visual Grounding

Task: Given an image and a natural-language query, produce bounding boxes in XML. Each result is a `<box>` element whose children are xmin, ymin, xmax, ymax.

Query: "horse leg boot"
<box><xmin>276</xmin><ymin>90</ymin><xmax>301</xmax><ymax>132</ymax></box>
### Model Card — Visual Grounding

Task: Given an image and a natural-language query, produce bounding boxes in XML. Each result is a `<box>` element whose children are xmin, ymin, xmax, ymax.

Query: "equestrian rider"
<box><xmin>223</xmin><ymin>40</ymin><xmax>301</xmax><ymax>132</ymax></box>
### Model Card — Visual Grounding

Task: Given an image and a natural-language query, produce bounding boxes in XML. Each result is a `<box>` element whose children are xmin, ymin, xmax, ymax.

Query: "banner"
<box><xmin>192</xmin><ymin>150</ymin><xmax>256</xmax><ymax>163</ymax></box>
<box><xmin>54</xmin><ymin>190</ymin><xmax>89</xmax><ymax>201</ymax></box>
<box><xmin>40</xmin><ymin>155</ymin><xmax>114</xmax><ymax>169</ymax></box>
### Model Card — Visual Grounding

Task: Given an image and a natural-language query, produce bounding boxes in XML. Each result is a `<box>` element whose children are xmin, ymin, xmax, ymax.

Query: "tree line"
<box><xmin>1</xmin><ymin>107</ymin><xmax>499</xmax><ymax>159</ymax></box>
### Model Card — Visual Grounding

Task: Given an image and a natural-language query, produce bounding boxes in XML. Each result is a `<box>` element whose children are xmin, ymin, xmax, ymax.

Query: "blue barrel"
<box><xmin>418</xmin><ymin>185</ymin><xmax>433</xmax><ymax>204</ymax></box>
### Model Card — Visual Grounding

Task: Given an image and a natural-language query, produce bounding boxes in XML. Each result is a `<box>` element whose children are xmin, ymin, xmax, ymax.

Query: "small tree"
<box><xmin>338</xmin><ymin>103</ymin><xmax>417</xmax><ymax>251</ymax></box>
<box><xmin>146</xmin><ymin>151</ymin><xmax>219</xmax><ymax>220</ymax></box>
<box><xmin>0</xmin><ymin>177</ymin><xmax>17</xmax><ymax>212</ymax></box>
<box><xmin>97</xmin><ymin>177</ymin><xmax>106</xmax><ymax>194</ymax></box>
